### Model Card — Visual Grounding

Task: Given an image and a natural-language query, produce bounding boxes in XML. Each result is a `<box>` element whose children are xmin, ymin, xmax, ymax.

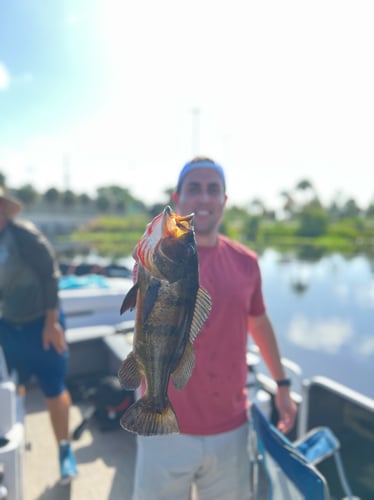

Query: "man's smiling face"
<box><xmin>173</xmin><ymin>167</ymin><xmax>227</xmax><ymax>243</ymax></box>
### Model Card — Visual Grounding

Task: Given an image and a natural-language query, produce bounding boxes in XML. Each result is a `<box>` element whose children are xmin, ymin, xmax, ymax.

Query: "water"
<box><xmin>258</xmin><ymin>249</ymin><xmax>374</xmax><ymax>399</ymax></box>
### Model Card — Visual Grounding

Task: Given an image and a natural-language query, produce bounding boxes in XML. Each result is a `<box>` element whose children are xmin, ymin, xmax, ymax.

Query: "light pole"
<box><xmin>191</xmin><ymin>107</ymin><xmax>200</xmax><ymax>156</ymax></box>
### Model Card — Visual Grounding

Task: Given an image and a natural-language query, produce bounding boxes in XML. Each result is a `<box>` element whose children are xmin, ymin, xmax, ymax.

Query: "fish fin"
<box><xmin>171</xmin><ymin>341</ymin><xmax>195</xmax><ymax>390</ymax></box>
<box><xmin>120</xmin><ymin>283</ymin><xmax>139</xmax><ymax>314</ymax></box>
<box><xmin>189</xmin><ymin>287</ymin><xmax>212</xmax><ymax>343</ymax></box>
<box><xmin>120</xmin><ymin>397</ymin><xmax>179</xmax><ymax>436</ymax></box>
<box><xmin>142</xmin><ymin>279</ymin><xmax>161</xmax><ymax>322</ymax></box>
<box><xmin>118</xmin><ymin>352</ymin><xmax>142</xmax><ymax>390</ymax></box>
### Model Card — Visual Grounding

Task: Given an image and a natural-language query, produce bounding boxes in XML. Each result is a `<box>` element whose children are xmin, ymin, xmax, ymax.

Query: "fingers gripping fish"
<box><xmin>118</xmin><ymin>206</ymin><xmax>212</xmax><ymax>436</ymax></box>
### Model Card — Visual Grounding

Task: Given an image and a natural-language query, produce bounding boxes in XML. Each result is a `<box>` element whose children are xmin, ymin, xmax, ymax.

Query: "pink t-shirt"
<box><xmin>168</xmin><ymin>234</ymin><xmax>266</xmax><ymax>435</ymax></box>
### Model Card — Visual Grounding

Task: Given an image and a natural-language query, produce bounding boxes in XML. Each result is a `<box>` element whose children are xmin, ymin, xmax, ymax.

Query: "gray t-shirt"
<box><xmin>0</xmin><ymin>226</ymin><xmax>52</xmax><ymax>323</ymax></box>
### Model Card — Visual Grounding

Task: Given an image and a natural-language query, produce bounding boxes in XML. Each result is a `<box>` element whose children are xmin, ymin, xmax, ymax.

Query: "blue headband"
<box><xmin>177</xmin><ymin>160</ymin><xmax>226</xmax><ymax>192</ymax></box>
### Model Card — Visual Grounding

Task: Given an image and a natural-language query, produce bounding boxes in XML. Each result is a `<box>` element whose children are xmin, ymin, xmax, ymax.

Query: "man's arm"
<box><xmin>248</xmin><ymin>312</ymin><xmax>297</xmax><ymax>433</ymax></box>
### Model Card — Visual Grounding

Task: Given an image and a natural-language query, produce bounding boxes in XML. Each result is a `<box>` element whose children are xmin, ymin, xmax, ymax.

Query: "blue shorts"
<box><xmin>0</xmin><ymin>310</ymin><xmax>68</xmax><ymax>398</ymax></box>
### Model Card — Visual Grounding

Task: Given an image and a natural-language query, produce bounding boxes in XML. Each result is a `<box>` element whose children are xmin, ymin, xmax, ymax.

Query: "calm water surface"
<box><xmin>258</xmin><ymin>250</ymin><xmax>374</xmax><ymax>399</ymax></box>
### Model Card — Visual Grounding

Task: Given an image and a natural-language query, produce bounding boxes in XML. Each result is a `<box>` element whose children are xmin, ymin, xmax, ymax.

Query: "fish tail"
<box><xmin>120</xmin><ymin>397</ymin><xmax>179</xmax><ymax>436</ymax></box>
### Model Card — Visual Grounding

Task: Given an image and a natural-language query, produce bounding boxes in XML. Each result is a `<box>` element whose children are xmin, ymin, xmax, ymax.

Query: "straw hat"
<box><xmin>0</xmin><ymin>186</ymin><xmax>22</xmax><ymax>218</ymax></box>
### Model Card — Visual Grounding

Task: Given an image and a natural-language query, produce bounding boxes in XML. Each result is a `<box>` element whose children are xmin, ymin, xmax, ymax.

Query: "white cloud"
<box><xmin>0</xmin><ymin>63</ymin><xmax>33</xmax><ymax>90</ymax></box>
<box><xmin>356</xmin><ymin>282</ymin><xmax>374</xmax><ymax>308</ymax></box>
<box><xmin>0</xmin><ymin>62</ymin><xmax>11</xmax><ymax>90</ymax></box>
<box><xmin>287</xmin><ymin>315</ymin><xmax>353</xmax><ymax>353</ymax></box>
<box><xmin>356</xmin><ymin>336</ymin><xmax>374</xmax><ymax>358</ymax></box>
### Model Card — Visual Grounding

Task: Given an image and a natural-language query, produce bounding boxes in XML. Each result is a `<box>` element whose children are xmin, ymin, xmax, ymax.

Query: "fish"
<box><xmin>117</xmin><ymin>205</ymin><xmax>212</xmax><ymax>436</ymax></box>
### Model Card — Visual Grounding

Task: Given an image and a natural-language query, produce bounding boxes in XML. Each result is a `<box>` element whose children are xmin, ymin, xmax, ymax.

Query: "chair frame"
<box><xmin>250</xmin><ymin>403</ymin><xmax>342</xmax><ymax>500</ymax></box>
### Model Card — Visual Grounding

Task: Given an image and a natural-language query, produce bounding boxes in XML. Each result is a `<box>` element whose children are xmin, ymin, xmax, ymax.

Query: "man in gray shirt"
<box><xmin>0</xmin><ymin>187</ymin><xmax>77</xmax><ymax>483</ymax></box>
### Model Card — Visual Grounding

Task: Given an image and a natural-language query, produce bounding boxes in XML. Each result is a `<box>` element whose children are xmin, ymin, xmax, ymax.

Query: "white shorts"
<box><xmin>132</xmin><ymin>422</ymin><xmax>251</xmax><ymax>500</ymax></box>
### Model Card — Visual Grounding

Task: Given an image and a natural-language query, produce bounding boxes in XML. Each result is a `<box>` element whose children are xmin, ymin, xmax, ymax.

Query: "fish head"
<box><xmin>137</xmin><ymin>205</ymin><xmax>197</xmax><ymax>282</ymax></box>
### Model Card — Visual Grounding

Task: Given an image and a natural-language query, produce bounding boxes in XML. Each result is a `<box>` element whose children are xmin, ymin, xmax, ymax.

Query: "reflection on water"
<box><xmin>287</xmin><ymin>316</ymin><xmax>353</xmax><ymax>353</ymax></box>
<box><xmin>259</xmin><ymin>249</ymin><xmax>374</xmax><ymax>399</ymax></box>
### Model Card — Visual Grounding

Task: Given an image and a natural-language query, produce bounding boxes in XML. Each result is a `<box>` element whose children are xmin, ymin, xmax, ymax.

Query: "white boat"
<box><xmin>59</xmin><ymin>274</ymin><xmax>135</xmax><ymax>330</ymax></box>
<box><xmin>1</xmin><ymin>275</ymin><xmax>373</xmax><ymax>499</ymax></box>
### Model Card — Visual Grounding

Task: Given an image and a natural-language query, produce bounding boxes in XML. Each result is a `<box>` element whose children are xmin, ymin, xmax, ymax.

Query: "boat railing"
<box><xmin>297</xmin><ymin>376</ymin><xmax>373</xmax><ymax>500</ymax></box>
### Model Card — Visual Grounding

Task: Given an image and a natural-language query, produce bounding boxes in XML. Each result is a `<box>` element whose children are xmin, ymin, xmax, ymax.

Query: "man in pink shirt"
<box><xmin>131</xmin><ymin>157</ymin><xmax>297</xmax><ymax>500</ymax></box>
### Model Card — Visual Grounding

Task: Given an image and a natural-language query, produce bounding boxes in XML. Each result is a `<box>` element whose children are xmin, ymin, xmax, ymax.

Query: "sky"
<box><xmin>1</xmin><ymin>0</ymin><xmax>373</xmax><ymax>210</ymax></box>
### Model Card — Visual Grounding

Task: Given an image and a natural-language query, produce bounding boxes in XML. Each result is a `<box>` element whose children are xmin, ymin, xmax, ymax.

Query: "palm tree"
<box><xmin>280</xmin><ymin>190</ymin><xmax>295</xmax><ymax>218</ymax></box>
<box><xmin>295</xmin><ymin>179</ymin><xmax>315</xmax><ymax>207</ymax></box>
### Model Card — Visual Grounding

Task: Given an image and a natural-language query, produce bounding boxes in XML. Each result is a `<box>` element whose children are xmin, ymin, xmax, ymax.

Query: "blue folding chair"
<box><xmin>249</xmin><ymin>403</ymin><xmax>355</xmax><ymax>500</ymax></box>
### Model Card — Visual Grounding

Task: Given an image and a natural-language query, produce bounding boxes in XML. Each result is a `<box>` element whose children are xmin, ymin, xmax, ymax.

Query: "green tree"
<box><xmin>224</xmin><ymin>205</ymin><xmax>251</xmax><ymax>242</ymax></box>
<box><xmin>297</xmin><ymin>207</ymin><xmax>328</xmax><ymax>237</ymax></box>
<box><xmin>246</xmin><ymin>216</ymin><xmax>261</xmax><ymax>242</ymax></box>
<box><xmin>15</xmin><ymin>184</ymin><xmax>39</xmax><ymax>206</ymax></box>
<box><xmin>62</xmin><ymin>190</ymin><xmax>76</xmax><ymax>208</ymax></box>
<box><xmin>327</xmin><ymin>200</ymin><xmax>341</xmax><ymax>220</ymax></box>
<box><xmin>44</xmin><ymin>187</ymin><xmax>60</xmax><ymax>205</ymax></box>
<box><xmin>341</xmin><ymin>198</ymin><xmax>361</xmax><ymax>218</ymax></box>
<box><xmin>96</xmin><ymin>194</ymin><xmax>111</xmax><ymax>212</ymax></box>
<box><xmin>366</xmin><ymin>200</ymin><xmax>374</xmax><ymax>218</ymax></box>
<box><xmin>96</xmin><ymin>186</ymin><xmax>135</xmax><ymax>213</ymax></box>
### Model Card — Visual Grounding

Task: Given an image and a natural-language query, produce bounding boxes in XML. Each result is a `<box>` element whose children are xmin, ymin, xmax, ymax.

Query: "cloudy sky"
<box><xmin>1</xmin><ymin>0</ymin><xmax>373</xmax><ymax>209</ymax></box>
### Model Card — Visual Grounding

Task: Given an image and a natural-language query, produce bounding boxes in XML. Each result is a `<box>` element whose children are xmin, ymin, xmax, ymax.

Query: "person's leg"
<box><xmin>32</xmin><ymin>329</ymin><xmax>71</xmax><ymax>442</ymax></box>
<box><xmin>31</xmin><ymin>320</ymin><xmax>77</xmax><ymax>482</ymax></box>
<box><xmin>1</xmin><ymin>317</ymin><xmax>77</xmax><ymax>482</ymax></box>
<box><xmin>195</xmin><ymin>423</ymin><xmax>251</xmax><ymax>500</ymax></box>
<box><xmin>42</xmin><ymin>383</ymin><xmax>77</xmax><ymax>483</ymax></box>
<box><xmin>46</xmin><ymin>389</ymin><xmax>72</xmax><ymax>442</ymax></box>
<box><xmin>132</xmin><ymin>433</ymin><xmax>202</xmax><ymax>500</ymax></box>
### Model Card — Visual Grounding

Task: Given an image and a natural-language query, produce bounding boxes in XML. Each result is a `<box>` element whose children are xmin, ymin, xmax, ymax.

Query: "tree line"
<box><xmin>1</xmin><ymin>171</ymin><xmax>373</xmax><ymax>260</ymax></box>
<box><xmin>1</xmin><ymin>171</ymin><xmax>374</xmax><ymax>219</ymax></box>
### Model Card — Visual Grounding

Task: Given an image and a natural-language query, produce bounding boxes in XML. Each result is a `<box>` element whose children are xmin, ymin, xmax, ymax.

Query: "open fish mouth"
<box><xmin>138</xmin><ymin>206</ymin><xmax>194</xmax><ymax>273</ymax></box>
<box><xmin>162</xmin><ymin>206</ymin><xmax>194</xmax><ymax>239</ymax></box>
